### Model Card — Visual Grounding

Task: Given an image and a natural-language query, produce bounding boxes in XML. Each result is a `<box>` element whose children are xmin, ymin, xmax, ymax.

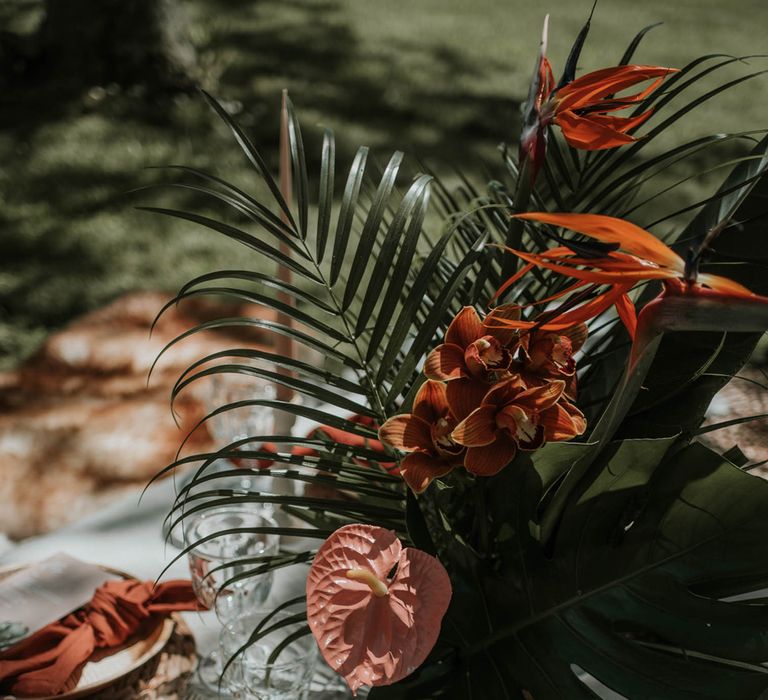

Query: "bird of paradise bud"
<box><xmin>306</xmin><ymin>524</ymin><xmax>451</xmax><ymax>695</ymax></box>
<box><xmin>451</xmin><ymin>377</ymin><xmax>585</xmax><ymax>476</ymax></box>
<box><xmin>378</xmin><ymin>380</ymin><xmax>464</xmax><ymax>493</ymax></box>
<box><xmin>520</xmin><ymin>13</ymin><xmax>677</xmax><ymax>181</ymax></box>
<box><xmin>424</xmin><ymin>304</ymin><xmax>523</xmax><ymax>420</ymax></box>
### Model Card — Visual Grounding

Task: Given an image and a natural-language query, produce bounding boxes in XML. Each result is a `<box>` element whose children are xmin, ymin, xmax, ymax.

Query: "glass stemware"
<box><xmin>203</xmin><ymin>362</ymin><xmax>296</xmax><ymax>518</ymax></box>
<box><xmin>220</xmin><ymin>610</ymin><xmax>319</xmax><ymax>700</ymax></box>
<box><xmin>185</xmin><ymin>506</ymin><xmax>280</xmax><ymax>694</ymax></box>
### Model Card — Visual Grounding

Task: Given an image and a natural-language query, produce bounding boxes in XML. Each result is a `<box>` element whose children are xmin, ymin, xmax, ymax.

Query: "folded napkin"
<box><xmin>0</xmin><ymin>578</ymin><xmax>203</xmax><ymax>697</ymax></box>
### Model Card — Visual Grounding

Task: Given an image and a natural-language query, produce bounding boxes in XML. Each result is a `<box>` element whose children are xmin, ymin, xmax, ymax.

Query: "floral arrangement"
<box><xmin>149</xmin><ymin>9</ymin><xmax>768</xmax><ymax>699</ymax></box>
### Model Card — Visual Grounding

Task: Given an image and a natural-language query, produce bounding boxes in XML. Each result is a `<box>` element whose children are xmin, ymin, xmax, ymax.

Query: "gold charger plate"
<box><xmin>0</xmin><ymin>564</ymin><xmax>177</xmax><ymax>700</ymax></box>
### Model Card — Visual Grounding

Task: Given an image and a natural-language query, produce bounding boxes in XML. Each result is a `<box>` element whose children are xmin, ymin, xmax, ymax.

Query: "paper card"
<box><xmin>0</xmin><ymin>554</ymin><xmax>115</xmax><ymax>649</ymax></box>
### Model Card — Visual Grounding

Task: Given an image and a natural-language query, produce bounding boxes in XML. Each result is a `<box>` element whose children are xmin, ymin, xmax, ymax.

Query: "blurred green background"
<box><xmin>2</xmin><ymin>0</ymin><xmax>767</xmax><ymax>369</ymax></box>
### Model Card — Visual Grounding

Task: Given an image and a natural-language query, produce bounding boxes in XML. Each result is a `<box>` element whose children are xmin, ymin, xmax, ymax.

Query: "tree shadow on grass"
<box><xmin>205</xmin><ymin>0</ymin><xmax>518</xmax><ymax>168</ymax></box>
<box><xmin>0</xmin><ymin>0</ymin><xmax>518</xmax><ymax>368</ymax></box>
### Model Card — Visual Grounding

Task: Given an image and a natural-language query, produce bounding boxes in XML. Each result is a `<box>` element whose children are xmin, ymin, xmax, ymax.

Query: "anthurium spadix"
<box><xmin>306</xmin><ymin>524</ymin><xmax>452</xmax><ymax>695</ymax></box>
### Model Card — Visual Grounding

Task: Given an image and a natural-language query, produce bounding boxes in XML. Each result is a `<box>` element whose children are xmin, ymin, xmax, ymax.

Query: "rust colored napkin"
<box><xmin>0</xmin><ymin>578</ymin><xmax>203</xmax><ymax>697</ymax></box>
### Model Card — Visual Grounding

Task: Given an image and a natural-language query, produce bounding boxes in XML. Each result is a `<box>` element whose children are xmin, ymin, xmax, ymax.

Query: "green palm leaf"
<box><xmin>145</xmin><ymin>94</ymin><xmax>486</xmax><ymax>593</ymax></box>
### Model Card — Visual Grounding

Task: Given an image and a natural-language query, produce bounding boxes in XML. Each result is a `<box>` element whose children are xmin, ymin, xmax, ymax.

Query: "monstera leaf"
<box><xmin>374</xmin><ymin>438</ymin><xmax>768</xmax><ymax>699</ymax></box>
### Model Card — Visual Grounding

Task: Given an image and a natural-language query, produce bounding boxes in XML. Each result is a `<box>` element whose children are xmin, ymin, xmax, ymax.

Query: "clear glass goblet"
<box><xmin>220</xmin><ymin>610</ymin><xmax>319</xmax><ymax>700</ymax></box>
<box><xmin>185</xmin><ymin>506</ymin><xmax>280</xmax><ymax>694</ymax></box>
<box><xmin>204</xmin><ymin>363</ymin><xmax>297</xmax><ymax>517</ymax></box>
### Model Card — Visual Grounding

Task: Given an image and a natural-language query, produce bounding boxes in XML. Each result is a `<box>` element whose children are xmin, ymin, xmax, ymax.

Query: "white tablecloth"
<box><xmin>0</xmin><ymin>471</ymin><xmax>310</xmax><ymax>664</ymax></box>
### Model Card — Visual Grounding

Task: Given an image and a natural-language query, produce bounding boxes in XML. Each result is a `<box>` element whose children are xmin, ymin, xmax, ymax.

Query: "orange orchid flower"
<box><xmin>378</xmin><ymin>380</ymin><xmax>464</xmax><ymax>493</ymax></box>
<box><xmin>451</xmin><ymin>377</ymin><xmax>585</xmax><ymax>476</ymax></box>
<box><xmin>520</xmin><ymin>15</ymin><xmax>676</xmax><ymax>178</ymax></box>
<box><xmin>424</xmin><ymin>305</ymin><xmax>522</xmax><ymax>420</ymax></box>
<box><xmin>306</xmin><ymin>524</ymin><xmax>452</xmax><ymax>695</ymax></box>
<box><xmin>519</xmin><ymin>324</ymin><xmax>588</xmax><ymax>381</ymax></box>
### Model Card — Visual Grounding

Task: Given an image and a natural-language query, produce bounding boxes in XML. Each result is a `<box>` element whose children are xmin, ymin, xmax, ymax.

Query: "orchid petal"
<box><xmin>424</xmin><ymin>344</ymin><xmax>466</xmax><ymax>381</ymax></box>
<box><xmin>515</xmin><ymin>379</ymin><xmax>566</xmax><ymax>411</ymax></box>
<box><xmin>451</xmin><ymin>405</ymin><xmax>497</xmax><ymax>447</ymax></box>
<box><xmin>541</xmin><ymin>402</ymin><xmax>585</xmax><ymax>441</ymax></box>
<box><xmin>446</xmin><ymin>377</ymin><xmax>492</xmax><ymax>422</ymax></box>
<box><xmin>562</xmin><ymin>323</ymin><xmax>589</xmax><ymax>352</ymax></box>
<box><xmin>482</xmin><ymin>376</ymin><xmax>527</xmax><ymax>407</ymax></box>
<box><xmin>412</xmin><ymin>379</ymin><xmax>451</xmax><ymax>423</ymax></box>
<box><xmin>464</xmin><ymin>434</ymin><xmax>518</xmax><ymax>476</ymax></box>
<box><xmin>496</xmin><ymin>404</ymin><xmax>545</xmax><ymax>450</ymax></box>
<box><xmin>379</xmin><ymin>414</ymin><xmax>432</xmax><ymax>453</ymax></box>
<box><xmin>484</xmin><ymin>304</ymin><xmax>522</xmax><ymax>346</ymax></box>
<box><xmin>400</xmin><ymin>452</ymin><xmax>454</xmax><ymax>493</ymax></box>
<box><xmin>445</xmin><ymin>306</ymin><xmax>483</xmax><ymax>347</ymax></box>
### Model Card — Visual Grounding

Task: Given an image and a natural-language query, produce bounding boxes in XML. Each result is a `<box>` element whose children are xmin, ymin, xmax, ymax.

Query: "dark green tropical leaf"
<box><xmin>429</xmin><ymin>440</ymin><xmax>768</xmax><ymax>699</ymax></box>
<box><xmin>556</xmin><ymin>1</ymin><xmax>596</xmax><ymax>90</ymax></box>
<box><xmin>619</xmin><ymin>22</ymin><xmax>663</xmax><ymax>66</ymax></box>
<box><xmin>316</xmin><ymin>129</ymin><xmax>335</xmax><ymax>263</ymax></box>
<box><xmin>341</xmin><ymin>151</ymin><xmax>404</xmax><ymax>310</ymax></box>
<box><xmin>285</xmin><ymin>96</ymin><xmax>310</xmax><ymax>239</ymax></box>
<box><xmin>201</xmin><ymin>89</ymin><xmax>298</xmax><ymax>232</ymax></box>
<box><xmin>172</xmin><ymin>349</ymin><xmax>365</xmax><ymax>399</ymax></box>
<box><xmin>171</xmin><ymin>269</ymin><xmax>337</xmax><ymax>313</ymax></box>
<box><xmin>135</xmin><ymin>181</ymin><xmax>307</xmax><ymax>256</ymax></box>
<box><xmin>147</xmin><ymin>165</ymin><xmax>295</xmax><ymax>239</ymax></box>
<box><xmin>330</xmin><ymin>146</ymin><xmax>369</xmax><ymax>285</ymax></box>
<box><xmin>136</xmin><ymin>206</ymin><xmax>321</xmax><ymax>282</ymax></box>
<box><xmin>620</xmin><ymin>135</ymin><xmax>768</xmax><ymax>438</ymax></box>
<box><xmin>355</xmin><ymin>175</ymin><xmax>431</xmax><ymax>340</ymax></box>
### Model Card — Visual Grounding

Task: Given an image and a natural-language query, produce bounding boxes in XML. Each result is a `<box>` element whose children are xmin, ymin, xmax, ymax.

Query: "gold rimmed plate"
<box><xmin>0</xmin><ymin>564</ymin><xmax>178</xmax><ymax>700</ymax></box>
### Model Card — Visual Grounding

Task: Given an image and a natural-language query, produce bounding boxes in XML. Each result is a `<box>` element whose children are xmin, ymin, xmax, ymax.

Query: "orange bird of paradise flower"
<box><xmin>520</xmin><ymin>14</ymin><xmax>677</xmax><ymax>179</ymax></box>
<box><xmin>494</xmin><ymin>212</ymin><xmax>765</xmax><ymax>338</ymax></box>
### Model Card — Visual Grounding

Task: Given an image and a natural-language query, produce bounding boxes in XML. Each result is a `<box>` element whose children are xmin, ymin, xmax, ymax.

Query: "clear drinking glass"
<box><xmin>220</xmin><ymin>611</ymin><xmax>319</xmax><ymax>700</ymax></box>
<box><xmin>204</xmin><ymin>363</ymin><xmax>296</xmax><ymax>517</ymax></box>
<box><xmin>185</xmin><ymin>507</ymin><xmax>281</xmax><ymax>693</ymax></box>
<box><xmin>208</xmin><ymin>365</ymin><xmax>277</xmax><ymax>449</ymax></box>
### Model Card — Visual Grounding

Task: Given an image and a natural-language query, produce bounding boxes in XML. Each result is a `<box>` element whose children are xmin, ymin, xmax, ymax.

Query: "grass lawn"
<box><xmin>1</xmin><ymin>0</ymin><xmax>767</xmax><ymax>369</ymax></box>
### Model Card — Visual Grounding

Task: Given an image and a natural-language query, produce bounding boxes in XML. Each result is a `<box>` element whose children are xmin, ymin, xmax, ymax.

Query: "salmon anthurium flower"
<box><xmin>520</xmin><ymin>16</ymin><xmax>676</xmax><ymax>178</ymax></box>
<box><xmin>452</xmin><ymin>377</ymin><xmax>585</xmax><ymax>476</ymax></box>
<box><xmin>379</xmin><ymin>380</ymin><xmax>464</xmax><ymax>493</ymax></box>
<box><xmin>424</xmin><ymin>305</ymin><xmax>522</xmax><ymax>420</ymax></box>
<box><xmin>306</xmin><ymin>524</ymin><xmax>452</xmax><ymax>695</ymax></box>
